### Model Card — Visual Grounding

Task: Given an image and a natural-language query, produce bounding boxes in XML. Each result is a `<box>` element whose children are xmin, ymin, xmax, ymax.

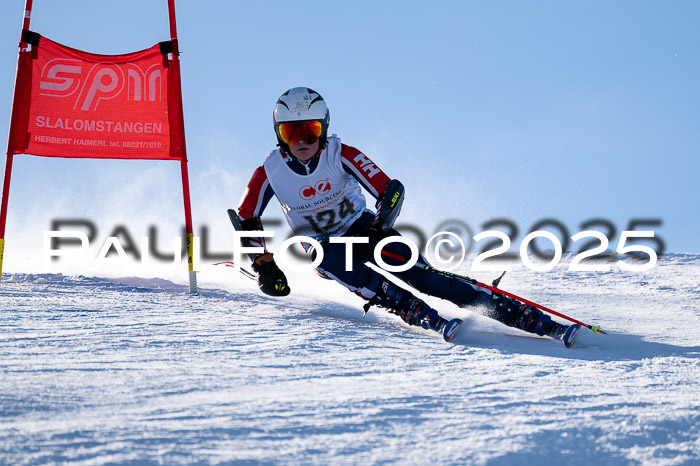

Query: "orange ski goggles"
<box><xmin>278</xmin><ymin>121</ymin><xmax>323</xmax><ymax>146</ymax></box>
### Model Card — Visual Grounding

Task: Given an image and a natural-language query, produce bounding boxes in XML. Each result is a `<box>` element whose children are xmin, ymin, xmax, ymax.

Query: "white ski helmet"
<box><xmin>273</xmin><ymin>87</ymin><xmax>330</xmax><ymax>148</ymax></box>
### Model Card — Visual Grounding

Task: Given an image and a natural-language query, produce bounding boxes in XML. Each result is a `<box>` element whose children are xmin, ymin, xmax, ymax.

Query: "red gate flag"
<box><xmin>2</xmin><ymin>1</ymin><xmax>196</xmax><ymax>293</ymax></box>
<box><xmin>7</xmin><ymin>32</ymin><xmax>186</xmax><ymax>161</ymax></box>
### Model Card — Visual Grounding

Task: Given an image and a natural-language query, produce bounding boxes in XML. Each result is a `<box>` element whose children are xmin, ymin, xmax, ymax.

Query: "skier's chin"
<box><xmin>294</xmin><ymin>150</ymin><xmax>313</xmax><ymax>161</ymax></box>
<box><xmin>289</xmin><ymin>141</ymin><xmax>320</xmax><ymax>160</ymax></box>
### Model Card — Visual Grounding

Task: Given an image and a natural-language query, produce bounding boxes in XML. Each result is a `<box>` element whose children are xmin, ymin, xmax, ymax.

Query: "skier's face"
<box><xmin>289</xmin><ymin>139</ymin><xmax>320</xmax><ymax>161</ymax></box>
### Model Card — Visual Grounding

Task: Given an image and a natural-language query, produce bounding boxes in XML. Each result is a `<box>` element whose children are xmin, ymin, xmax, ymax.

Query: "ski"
<box><xmin>417</xmin><ymin>265</ymin><xmax>606</xmax><ymax>335</ymax></box>
<box><xmin>441</xmin><ymin>318</ymin><xmax>463</xmax><ymax>343</ymax></box>
<box><xmin>217</xmin><ymin>261</ymin><xmax>590</xmax><ymax>347</ymax></box>
<box><xmin>562</xmin><ymin>324</ymin><xmax>581</xmax><ymax>349</ymax></box>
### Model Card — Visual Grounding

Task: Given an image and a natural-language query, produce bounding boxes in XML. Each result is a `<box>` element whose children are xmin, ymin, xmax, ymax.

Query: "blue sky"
<box><xmin>1</xmin><ymin>1</ymin><xmax>698</xmax><ymax>276</ymax></box>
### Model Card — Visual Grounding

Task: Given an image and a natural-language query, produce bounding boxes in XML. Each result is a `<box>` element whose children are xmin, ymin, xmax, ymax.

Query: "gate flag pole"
<box><xmin>2</xmin><ymin>0</ymin><xmax>198</xmax><ymax>291</ymax></box>
<box><xmin>167</xmin><ymin>0</ymin><xmax>197</xmax><ymax>294</ymax></box>
<box><xmin>0</xmin><ymin>0</ymin><xmax>34</xmax><ymax>282</ymax></box>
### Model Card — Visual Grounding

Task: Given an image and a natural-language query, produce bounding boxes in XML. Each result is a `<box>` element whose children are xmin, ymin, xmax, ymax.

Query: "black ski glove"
<box><xmin>251</xmin><ymin>253</ymin><xmax>290</xmax><ymax>297</ymax></box>
<box><xmin>353</xmin><ymin>220</ymin><xmax>393</xmax><ymax>262</ymax></box>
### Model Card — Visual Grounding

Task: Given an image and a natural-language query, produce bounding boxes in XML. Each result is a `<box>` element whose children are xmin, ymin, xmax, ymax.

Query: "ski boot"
<box><xmin>365</xmin><ymin>279</ymin><xmax>462</xmax><ymax>342</ymax></box>
<box><xmin>486</xmin><ymin>294</ymin><xmax>579</xmax><ymax>348</ymax></box>
<box><xmin>536</xmin><ymin>315</ymin><xmax>581</xmax><ymax>349</ymax></box>
<box><xmin>536</xmin><ymin>314</ymin><xmax>566</xmax><ymax>338</ymax></box>
<box><xmin>420</xmin><ymin>309</ymin><xmax>463</xmax><ymax>343</ymax></box>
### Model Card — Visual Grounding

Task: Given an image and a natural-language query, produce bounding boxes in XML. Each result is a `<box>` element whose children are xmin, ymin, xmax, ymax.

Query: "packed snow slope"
<box><xmin>1</xmin><ymin>254</ymin><xmax>699</xmax><ymax>465</ymax></box>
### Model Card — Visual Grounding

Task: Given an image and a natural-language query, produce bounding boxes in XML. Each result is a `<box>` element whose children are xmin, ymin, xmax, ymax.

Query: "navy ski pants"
<box><xmin>311</xmin><ymin>212</ymin><xmax>482</xmax><ymax>306</ymax></box>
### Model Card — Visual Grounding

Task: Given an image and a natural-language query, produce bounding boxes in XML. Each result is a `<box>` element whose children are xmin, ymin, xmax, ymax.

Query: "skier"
<box><xmin>232</xmin><ymin>87</ymin><xmax>577</xmax><ymax>344</ymax></box>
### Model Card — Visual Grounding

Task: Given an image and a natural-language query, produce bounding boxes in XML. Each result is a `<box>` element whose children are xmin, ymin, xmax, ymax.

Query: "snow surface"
<box><xmin>1</xmin><ymin>254</ymin><xmax>699</xmax><ymax>465</ymax></box>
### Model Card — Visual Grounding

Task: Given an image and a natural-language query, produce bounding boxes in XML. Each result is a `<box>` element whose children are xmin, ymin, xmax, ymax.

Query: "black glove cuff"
<box><xmin>251</xmin><ymin>259</ymin><xmax>278</xmax><ymax>274</ymax></box>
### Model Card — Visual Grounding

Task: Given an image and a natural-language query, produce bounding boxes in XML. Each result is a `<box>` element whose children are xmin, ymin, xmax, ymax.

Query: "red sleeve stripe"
<box><xmin>248</xmin><ymin>237</ymin><xmax>265</xmax><ymax>251</ymax></box>
<box><xmin>238</xmin><ymin>165</ymin><xmax>271</xmax><ymax>220</ymax></box>
<box><xmin>340</xmin><ymin>144</ymin><xmax>390</xmax><ymax>199</ymax></box>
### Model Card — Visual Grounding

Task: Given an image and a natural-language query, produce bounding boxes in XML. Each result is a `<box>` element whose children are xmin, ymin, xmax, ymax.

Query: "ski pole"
<box><xmin>477</xmin><ymin>280</ymin><xmax>606</xmax><ymax>334</ymax></box>
<box><xmin>418</xmin><ymin>265</ymin><xmax>606</xmax><ymax>334</ymax></box>
<box><xmin>213</xmin><ymin>261</ymin><xmax>257</xmax><ymax>281</ymax></box>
